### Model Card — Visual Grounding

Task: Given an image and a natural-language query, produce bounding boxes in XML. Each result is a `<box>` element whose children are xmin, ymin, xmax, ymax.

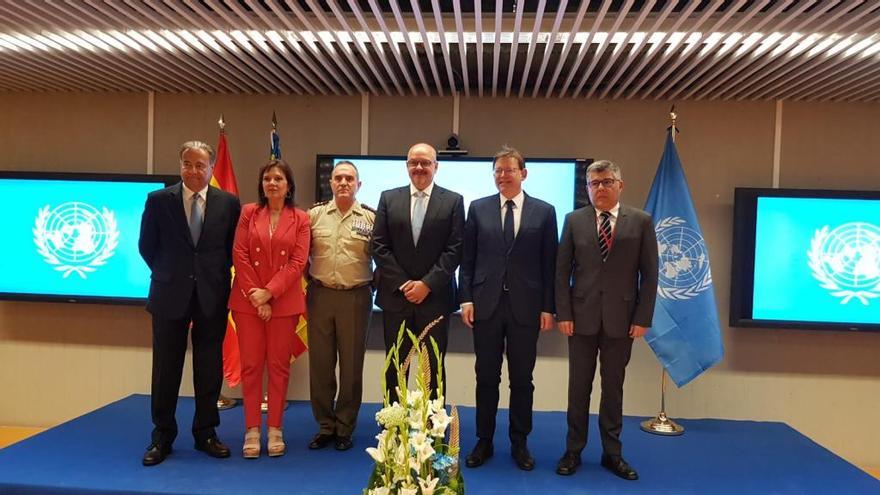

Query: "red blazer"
<box><xmin>229</xmin><ymin>203</ymin><xmax>310</xmax><ymax>317</ymax></box>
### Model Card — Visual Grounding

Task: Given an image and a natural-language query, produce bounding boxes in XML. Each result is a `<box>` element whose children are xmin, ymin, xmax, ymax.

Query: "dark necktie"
<box><xmin>503</xmin><ymin>199</ymin><xmax>515</xmax><ymax>247</ymax></box>
<box><xmin>598</xmin><ymin>211</ymin><xmax>612</xmax><ymax>261</ymax></box>
<box><xmin>189</xmin><ymin>194</ymin><xmax>203</xmax><ymax>244</ymax></box>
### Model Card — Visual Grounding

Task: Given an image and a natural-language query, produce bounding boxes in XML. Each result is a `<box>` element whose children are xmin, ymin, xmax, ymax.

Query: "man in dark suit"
<box><xmin>554</xmin><ymin>160</ymin><xmax>658</xmax><ymax>480</ymax></box>
<box><xmin>372</xmin><ymin>143</ymin><xmax>464</xmax><ymax>403</ymax></box>
<box><xmin>138</xmin><ymin>140</ymin><xmax>241</xmax><ymax>466</ymax></box>
<box><xmin>458</xmin><ymin>147</ymin><xmax>558</xmax><ymax>471</ymax></box>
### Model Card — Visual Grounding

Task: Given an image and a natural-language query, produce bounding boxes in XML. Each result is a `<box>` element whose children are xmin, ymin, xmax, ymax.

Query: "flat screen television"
<box><xmin>315</xmin><ymin>155</ymin><xmax>590</xmax><ymax>231</ymax></box>
<box><xmin>0</xmin><ymin>172</ymin><xmax>179</xmax><ymax>304</ymax></box>
<box><xmin>315</xmin><ymin>154</ymin><xmax>588</xmax><ymax>311</ymax></box>
<box><xmin>730</xmin><ymin>187</ymin><xmax>880</xmax><ymax>331</ymax></box>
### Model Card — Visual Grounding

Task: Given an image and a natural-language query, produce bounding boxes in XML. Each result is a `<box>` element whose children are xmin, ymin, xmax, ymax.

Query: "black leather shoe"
<box><xmin>308</xmin><ymin>433</ymin><xmax>336</xmax><ymax>450</ymax></box>
<box><xmin>511</xmin><ymin>444</ymin><xmax>535</xmax><ymax>471</ymax></box>
<box><xmin>555</xmin><ymin>451</ymin><xmax>581</xmax><ymax>476</ymax></box>
<box><xmin>335</xmin><ymin>436</ymin><xmax>353</xmax><ymax>451</ymax></box>
<box><xmin>465</xmin><ymin>439</ymin><xmax>494</xmax><ymax>468</ymax></box>
<box><xmin>601</xmin><ymin>454</ymin><xmax>638</xmax><ymax>480</ymax></box>
<box><xmin>194</xmin><ymin>437</ymin><xmax>231</xmax><ymax>458</ymax></box>
<box><xmin>142</xmin><ymin>443</ymin><xmax>171</xmax><ymax>466</ymax></box>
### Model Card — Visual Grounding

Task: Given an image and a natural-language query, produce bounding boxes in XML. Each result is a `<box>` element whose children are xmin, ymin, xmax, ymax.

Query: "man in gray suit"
<box><xmin>554</xmin><ymin>160</ymin><xmax>658</xmax><ymax>480</ymax></box>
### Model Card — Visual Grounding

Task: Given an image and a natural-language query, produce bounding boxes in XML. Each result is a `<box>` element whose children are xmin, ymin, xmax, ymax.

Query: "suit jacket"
<box><xmin>228</xmin><ymin>203</ymin><xmax>310</xmax><ymax>317</ymax></box>
<box><xmin>555</xmin><ymin>204</ymin><xmax>659</xmax><ymax>337</ymax></box>
<box><xmin>372</xmin><ymin>184</ymin><xmax>465</xmax><ymax>315</ymax></box>
<box><xmin>459</xmin><ymin>193</ymin><xmax>558</xmax><ymax>326</ymax></box>
<box><xmin>139</xmin><ymin>183</ymin><xmax>241</xmax><ymax>319</ymax></box>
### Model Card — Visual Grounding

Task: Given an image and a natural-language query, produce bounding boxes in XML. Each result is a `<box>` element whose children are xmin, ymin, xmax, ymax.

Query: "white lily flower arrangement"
<box><xmin>364</xmin><ymin>317</ymin><xmax>464</xmax><ymax>495</ymax></box>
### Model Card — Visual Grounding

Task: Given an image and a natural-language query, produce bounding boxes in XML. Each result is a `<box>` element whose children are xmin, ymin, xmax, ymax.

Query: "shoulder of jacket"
<box><xmin>310</xmin><ymin>200</ymin><xmax>330</xmax><ymax>210</ymax></box>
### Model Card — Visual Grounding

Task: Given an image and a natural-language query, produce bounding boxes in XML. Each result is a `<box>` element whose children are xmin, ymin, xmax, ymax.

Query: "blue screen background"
<box><xmin>0</xmin><ymin>179</ymin><xmax>166</xmax><ymax>299</ymax></box>
<box><xmin>336</xmin><ymin>157</ymin><xmax>576</xmax><ymax>232</ymax></box>
<box><xmin>753</xmin><ymin>197</ymin><xmax>880</xmax><ymax>325</ymax></box>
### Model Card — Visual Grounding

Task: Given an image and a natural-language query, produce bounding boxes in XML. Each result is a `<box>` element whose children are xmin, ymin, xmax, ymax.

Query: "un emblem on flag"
<box><xmin>655</xmin><ymin>216</ymin><xmax>713</xmax><ymax>300</ymax></box>
<box><xmin>808</xmin><ymin>222</ymin><xmax>880</xmax><ymax>305</ymax></box>
<box><xmin>33</xmin><ymin>202</ymin><xmax>119</xmax><ymax>279</ymax></box>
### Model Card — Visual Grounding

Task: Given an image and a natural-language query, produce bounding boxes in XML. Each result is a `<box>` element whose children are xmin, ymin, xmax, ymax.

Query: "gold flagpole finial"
<box><xmin>669</xmin><ymin>105</ymin><xmax>678</xmax><ymax>142</ymax></box>
<box><xmin>272</xmin><ymin>111</ymin><xmax>278</xmax><ymax>130</ymax></box>
<box><xmin>218</xmin><ymin>113</ymin><xmax>226</xmax><ymax>132</ymax></box>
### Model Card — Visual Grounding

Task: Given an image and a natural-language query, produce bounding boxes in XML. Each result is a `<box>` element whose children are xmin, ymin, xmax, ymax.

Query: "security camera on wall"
<box><xmin>438</xmin><ymin>133</ymin><xmax>468</xmax><ymax>156</ymax></box>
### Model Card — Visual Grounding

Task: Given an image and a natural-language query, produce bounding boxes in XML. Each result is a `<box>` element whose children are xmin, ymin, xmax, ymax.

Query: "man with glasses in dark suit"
<box><xmin>458</xmin><ymin>146</ymin><xmax>558</xmax><ymax>471</ymax></box>
<box><xmin>372</xmin><ymin>143</ymin><xmax>465</xmax><ymax>403</ymax></box>
<box><xmin>554</xmin><ymin>160</ymin><xmax>658</xmax><ymax>480</ymax></box>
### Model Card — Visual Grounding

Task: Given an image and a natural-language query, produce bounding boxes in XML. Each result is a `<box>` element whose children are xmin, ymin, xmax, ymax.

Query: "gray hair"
<box><xmin>586</xmin><ymin>159</ymin><xmax>622</xmax><ymax>180</ymax></box>
<box><xmin>179</xmin><ymin>140</ymin><xmax>216</xmax><ymax>165</ymax></box>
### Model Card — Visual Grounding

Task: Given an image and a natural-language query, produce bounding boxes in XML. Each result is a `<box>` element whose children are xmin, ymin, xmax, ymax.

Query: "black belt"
<box><xmin>311</xmin><ymin>279</ymin><xmax>371</xmax><ymax>291</ymax></box>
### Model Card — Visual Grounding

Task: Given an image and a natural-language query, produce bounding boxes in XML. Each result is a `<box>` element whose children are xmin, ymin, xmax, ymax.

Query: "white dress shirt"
<box><xmin>182</xmin><ymin>183</ymin><xmax>208</xmax><ymax>225</ymax></box>
<box><xmin>500</xmin><ymin>191</ymin><xmax>525</xmax><ymax>237</ymax></box>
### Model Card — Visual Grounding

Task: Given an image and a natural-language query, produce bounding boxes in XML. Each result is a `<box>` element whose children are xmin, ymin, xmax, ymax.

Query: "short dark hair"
<box><xmin>492</xmin><ymin>145</ymin><xmax>525</xmax><ymax>170</ymax></box>
<box><xmin>257</xmin><ymin>159</ymin><xmax>296</xmax><ymax>208</ymax></box>
<box><xmin>333</xmin><ymin>160</ymin><xmax>359</xmax><ymax>181</ymax></box>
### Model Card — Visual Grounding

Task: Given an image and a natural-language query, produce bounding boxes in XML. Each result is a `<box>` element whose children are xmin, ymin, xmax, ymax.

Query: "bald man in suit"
<box><xmin>554</xmin><ymin>160</ymin><xmax>658</xmax><ymax>480</ymax></box>
<box><xmin>371</xmin><ymin>143</ymin><xmax>464</xmax><ymax>403</ymax></box>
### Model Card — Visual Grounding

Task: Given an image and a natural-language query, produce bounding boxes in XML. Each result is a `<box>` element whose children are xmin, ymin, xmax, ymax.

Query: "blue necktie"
<box><xmin>412</xmin><ymin>191</ymin><xmax>426</xmax><ymax>245</ymax></box>
<box><xmin>189</xmin><ymin>194</ymin><xmax>203</xmax><ymax>244</ymax></box>
<box><xmin>503</xmin><ymin>199</ymin><xmax>515</xmax><ymax>247</ymax></box>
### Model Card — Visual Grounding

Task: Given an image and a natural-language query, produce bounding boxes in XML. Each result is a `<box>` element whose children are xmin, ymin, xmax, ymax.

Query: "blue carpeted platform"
<box><xmin>0</xmin><ymin>394</ymin><xmax>877</xmax><ymax>494</ymax></box>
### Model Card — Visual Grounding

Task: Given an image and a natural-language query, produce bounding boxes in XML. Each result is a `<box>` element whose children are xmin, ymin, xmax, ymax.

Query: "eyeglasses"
<box><xmin>406</xmin><ymin>159</ymin><xmax>435</xmax><ymax>168</ymax></box>
<box><xmin>493</xmin><ymin>168</ymin><xmax>521</xmax><ymax>177</ymax></box>
<box><xmin>587</xmin><ymin>178</ymin><xmax>619</xmax><ymax>189</ymax></box>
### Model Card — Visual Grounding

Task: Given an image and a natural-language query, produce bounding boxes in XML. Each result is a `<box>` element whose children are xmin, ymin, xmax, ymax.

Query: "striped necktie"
<box><xmin>598</xmin><ymin>211</ymin><xmax>612</xmax><ymax>261</ymax></box>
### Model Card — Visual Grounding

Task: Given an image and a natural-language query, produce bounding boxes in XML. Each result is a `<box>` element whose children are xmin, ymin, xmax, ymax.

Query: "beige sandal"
<box><xmin>243</xmin><ymin>428</ymin><xmax>261</xmax><ymax>459</ymax></box>
<box><xmin>267</xmin><ymin>427</ymin><xmax>285</xmax><ymax>457</ymax></box>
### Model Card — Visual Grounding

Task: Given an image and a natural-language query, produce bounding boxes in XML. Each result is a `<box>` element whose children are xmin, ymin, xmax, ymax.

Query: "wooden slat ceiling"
<box><xmin>1</xmin><ymin>0</ymin><xmax>879</xmax><ymax>101</ymax></box>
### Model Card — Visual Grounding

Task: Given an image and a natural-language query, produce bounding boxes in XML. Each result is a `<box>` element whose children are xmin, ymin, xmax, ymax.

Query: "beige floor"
<box><xmin>0</xmin><ymin>426</ymin><xmax>878</xmax><ymax>480</ymax></box>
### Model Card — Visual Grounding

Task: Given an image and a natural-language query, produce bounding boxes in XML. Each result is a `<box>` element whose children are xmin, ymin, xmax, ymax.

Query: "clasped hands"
<box><xmin>247</xmin><ymin>288</ymin><xmax>272</xmax><ymax>321</ymax></box>
<box><xmin>399</xmin><ymin>280</ymin><xmax>431</xmax><ymax>304</ymax></box>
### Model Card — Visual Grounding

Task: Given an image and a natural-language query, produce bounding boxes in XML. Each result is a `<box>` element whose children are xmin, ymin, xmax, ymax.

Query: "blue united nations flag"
<box><xmin>643</xmin><ymin>130</ymin><xmax>724</xmax><ymax>387</ymax></box>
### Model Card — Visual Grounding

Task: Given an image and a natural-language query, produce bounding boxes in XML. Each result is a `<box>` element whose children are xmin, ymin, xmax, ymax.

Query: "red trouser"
<box><xmin>233</xmin><ymin>311</ymin><xmax>298</xmax><ymax>429</ymax></box>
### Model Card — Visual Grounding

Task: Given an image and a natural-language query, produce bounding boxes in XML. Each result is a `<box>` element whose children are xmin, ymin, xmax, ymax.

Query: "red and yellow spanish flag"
<box><xmin>212</xmin><ymin>128</ymin><xmax>242</xmax><ymax>387</ymax></box>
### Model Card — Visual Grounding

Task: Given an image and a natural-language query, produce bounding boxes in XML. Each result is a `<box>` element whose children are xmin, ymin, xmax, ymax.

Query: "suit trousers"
<box><xmin>382</xmin><ymin>307</ymin><xmax>450</xmax><ymax>404</ymax></box>
<box><xmin>306</xmin><ymin>283</ymin><xmax>372</xmax><ymax>437</ymax></box>
<box><xmin>473</xmin><ymin>291</ymin><xmax>539</xmax><ymax>446</ymax></box>
<box><xmin>233</xmin><ymin>311</ymin><xmax>298</xmax><ymax>429</ymax></box>
<box><xmin>565</xmin><ymin>330</ymin><xmax>633</xmax><ymax>457</ymax></box>
<box><xmin>150</xmin><ymin>290</ymin><xmax>226</xmax><ymax>446</ymax></box>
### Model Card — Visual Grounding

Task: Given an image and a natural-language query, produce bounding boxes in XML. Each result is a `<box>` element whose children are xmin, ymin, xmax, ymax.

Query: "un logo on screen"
<box><xmin>808</xmin><ymin>222</ymin><xmax>880</xmax><ymax>305</ymax></box>
<box><xmin>655</xmin><ymin>216</ymin><xmax>713</xmax><ymax>300</ymax></box>
<box><xmin>33</xmin><ymin>202</ymin><xmax>119</xmax><ymax>279</ymax></box>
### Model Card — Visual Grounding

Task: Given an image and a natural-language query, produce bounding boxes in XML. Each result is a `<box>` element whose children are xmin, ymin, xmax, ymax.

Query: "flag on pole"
<box><xmin>269</xmin><ymin>112</ymin><xmax>309</xmax><ymax>362</ymax></box>
<box><xmin>212</xmin><ymin>124</ymin><xmax>242</xmax><ymax>388</ymax></box>
<box><xmin>643</xmin><ymin>129</ymin><xmax>724</xmax><ymax>387</ymax></box>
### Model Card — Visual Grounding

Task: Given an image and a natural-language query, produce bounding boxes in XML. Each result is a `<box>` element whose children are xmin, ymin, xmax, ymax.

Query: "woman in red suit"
<box><xmin>229</xmin><ymin>159</ymin><xmax>310</xmax><ymax>458</ymax></box>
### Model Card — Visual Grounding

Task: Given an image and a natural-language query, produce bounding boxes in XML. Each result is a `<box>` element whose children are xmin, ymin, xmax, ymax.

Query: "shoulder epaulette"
<box><xmin>360</xmin><ymin>204</ymin><xmax>376</xmax><ymax>213</ymax></box>
<box><xmin>310</xmin><ymin>200</ymin><xmax>330</xmax><ymax>209</ymax></box>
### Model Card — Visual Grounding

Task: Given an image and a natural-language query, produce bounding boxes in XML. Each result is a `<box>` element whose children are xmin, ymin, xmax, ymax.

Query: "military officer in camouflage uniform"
<box><xmin>306</xmin><ymin>161</ymin><xmax>375</xmax><ymax>452</ymax></box>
